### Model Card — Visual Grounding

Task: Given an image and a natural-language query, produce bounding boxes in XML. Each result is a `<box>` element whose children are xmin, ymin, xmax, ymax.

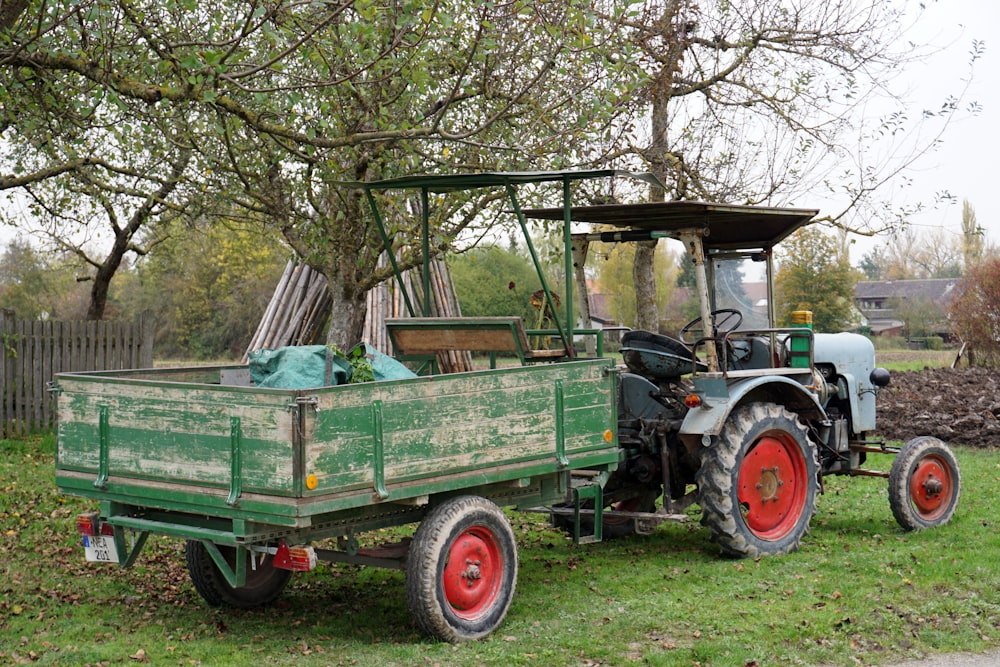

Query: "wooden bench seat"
<box><xmin>385</xmin><ymin>317</ymin><xmax>569</xmax><ymax>370</ymax></box>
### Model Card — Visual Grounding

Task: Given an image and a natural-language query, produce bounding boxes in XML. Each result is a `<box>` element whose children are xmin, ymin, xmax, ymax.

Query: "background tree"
<box><xmin>590</xmin><ymin>239</ymin><xmax>677</xmax><ymax>330</ymax></box>
<box><xmin>774</xmin><ymin>227</ymin><xmax>859</xmax><ymax>332</ymax></box>
<box><xmin>1</xmin><ymin>0</ymin><xmax>645</xmax><ymax>348</ymax></box>
<box><xmin>449</xmin><ymin>245</ymin><xmax>540</xmax><ymax>325</ymax></box>
<box><xmin>948</xmin><ymin>257</ymin><xmax>1000</xmax><ymax>367</ymax></box>
<box><xmin>117</xmin><ymin>222</ymin><xmax>288</xmax><ymax>359</ymax></box>
<box><xmin>890</xmin><ymin>295</ymin><xmax>944</xmax><ymax>340</ymax></box>
<box><xmin>960</xmin><ymin>199</ymin><xmax>985</xmax><ymax>270</ymax></box>
<box><xmin>614</xmin><ymin>0</ymin><xmax>979</xmax><ymax>329</ymax></box>
<box><xmin>858</xmin><ymin>227</ymin><xmax>968</xmax><ymax>281</ymax></box>
<box><xmin>0</xmin><ymin>239</ymin><xmax>81</xmax><ymax>319</ymax></box>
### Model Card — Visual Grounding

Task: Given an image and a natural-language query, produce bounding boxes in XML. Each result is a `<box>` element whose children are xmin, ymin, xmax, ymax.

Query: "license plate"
<box><xmin>83</xmin><ymin>535</ymin><xmax>120</xmax><ymax>563</ymax></box>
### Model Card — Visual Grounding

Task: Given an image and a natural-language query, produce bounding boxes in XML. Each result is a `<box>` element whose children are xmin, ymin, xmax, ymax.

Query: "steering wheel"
<box><xmin>679</xmin><ymin>308</ymin><xmax>744</xmax><ymax>345</ymax></box>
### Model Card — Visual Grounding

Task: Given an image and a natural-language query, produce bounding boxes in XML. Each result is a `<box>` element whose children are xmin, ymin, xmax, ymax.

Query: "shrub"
<box><xmin>947</xmin><ymin>257</ymin><xmax>1000</xmax><ymax>366</ymax></box>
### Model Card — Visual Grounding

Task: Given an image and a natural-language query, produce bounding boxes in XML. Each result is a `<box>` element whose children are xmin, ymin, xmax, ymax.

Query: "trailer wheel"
<box><xmin>697</xmin><ymin>402</ymin><xmax>818</xmax><ymax>558</ymax></box>
<box><xmin>889</xmin><ymin>436</ymin><xmax>961</xmax><ymax>531</ymax></box>
<box><xmin>405</xmin><ymin>496</ymin><xmax>517</xmax><ymax>642</ymax></box>
<box><xmin>185</xmin><ymin>540</ymin><xmax>291</xmax><ymax>608</ymax></box>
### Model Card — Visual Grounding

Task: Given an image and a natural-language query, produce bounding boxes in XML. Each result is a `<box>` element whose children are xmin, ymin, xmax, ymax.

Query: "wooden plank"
<box><xmin>41</xmin><ymin>320</ymin><xmax>52</xmax><ymax>430</ymax></box>
<box><xmin>0</xmin><ymin>311</ymin><xmax>10</xmax><ymax>436</ymax></box>
<box><xmin>306</xmin><ymin>360</ymin><xmax>617</xmax><ymax>498</ymax></box>
<box><xmin>56</xmin><ymin>375</ymin><xmax>298</xmax><ymax>494</ymax></box>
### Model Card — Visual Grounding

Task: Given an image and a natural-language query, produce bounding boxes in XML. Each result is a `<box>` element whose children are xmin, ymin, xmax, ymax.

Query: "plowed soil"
<box><xmin>876</xmin><ymin>367</ymin><xmax>1000</xmax><ymax>449</ymax></box>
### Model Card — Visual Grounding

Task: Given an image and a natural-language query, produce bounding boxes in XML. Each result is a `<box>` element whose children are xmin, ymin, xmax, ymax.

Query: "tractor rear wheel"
<box><xmin>697</xmin><ymin>402</ymin><xmax>818</xmax><ymax>558</ymax></box>
<box><xmin>185</xmin><ymin>540</ymin><xmax>291</xmax><ymax>608</ymax></box>
<box><xmin>889</xmin><ymin>436</ymin><xmax>961</xmax><ymax>531</ymax></box>
<box><xmin>405</xmin><ymin>496</ymin><xmax>517</xmax><ymax>642</ymax></box>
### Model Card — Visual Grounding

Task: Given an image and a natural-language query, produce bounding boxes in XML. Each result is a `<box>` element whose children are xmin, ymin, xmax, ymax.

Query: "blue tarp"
<box><xmin>248</xmin><ymin>343</ymin><xmax>416</xmax><ymax>389</ymax></box>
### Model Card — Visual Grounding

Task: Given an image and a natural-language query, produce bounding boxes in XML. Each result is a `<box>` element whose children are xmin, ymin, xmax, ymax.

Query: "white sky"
<box><xmin>845</xmin><ymin>0</ymin><xmax>999</xmax><ymax>261</ymax></box>
<box><xmin>1</xmin><ymin>1</ymin><xmax>995</xmax><ymax>268</ymax></box>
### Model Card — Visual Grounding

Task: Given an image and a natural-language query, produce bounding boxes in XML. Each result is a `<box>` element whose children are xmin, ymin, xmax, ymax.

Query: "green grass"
<box><xmin>874</xmin><ymin>349</ymin><xmax>957</xmax><ymax>372</ymax></box>
<box><xmin>3</xmin><ymin>435</ymin><xmax>998</xmax><ymax>666</ymax></box>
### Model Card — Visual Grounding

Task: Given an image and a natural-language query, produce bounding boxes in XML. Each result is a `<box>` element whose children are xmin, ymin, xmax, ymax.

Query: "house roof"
<box><xmin>855</xmin><ymin>279</ymin><xmax>960</xmax><ymax>304</ymax></box>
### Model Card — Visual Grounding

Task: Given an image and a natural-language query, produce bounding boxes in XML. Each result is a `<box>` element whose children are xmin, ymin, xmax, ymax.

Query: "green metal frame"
<box><xmin>351</xmin><ymin>170</ymin><xmax>663</xmax><ymax>359</ymax></box>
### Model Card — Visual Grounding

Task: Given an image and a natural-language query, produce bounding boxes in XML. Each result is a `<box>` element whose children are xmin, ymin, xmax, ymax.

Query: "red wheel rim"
<box><xmin>737</xmin><ymin>432</ymin><xmax>809</xmax><ymax>540</ymax></box>
<box><xmin>442</xmin><ymin>526</ymin><xmax>503</xmax><ymax>620</ymax></box>
<box><xmin>908</xmin><ymin>455</ymin><xmax>953</xmax><ymax>520</ymax></box>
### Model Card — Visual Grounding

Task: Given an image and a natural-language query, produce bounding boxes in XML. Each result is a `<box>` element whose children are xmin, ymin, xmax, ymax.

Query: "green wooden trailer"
<box><xmin>54</xmin><ymin>357</ymin><xmax>620</xmax><ymax>641</ymax></box>
<box><xmin>55</xmin><ymin>169</ymin><xmax>645</xmax><ymax>643</ymax></box>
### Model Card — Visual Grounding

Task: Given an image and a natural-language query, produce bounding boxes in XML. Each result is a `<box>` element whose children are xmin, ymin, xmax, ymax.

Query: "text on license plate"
<box><xmin>83</xmin><ymin>535</ymin><xmax>120</xmax><ymax>563</ymax></box>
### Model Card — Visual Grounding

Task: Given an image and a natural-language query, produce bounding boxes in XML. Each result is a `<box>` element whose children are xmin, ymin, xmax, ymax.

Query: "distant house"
<box><xmin>854</xmin><ymin>279</ymin><xmax>960</xmax><ymax>338</ymax></box>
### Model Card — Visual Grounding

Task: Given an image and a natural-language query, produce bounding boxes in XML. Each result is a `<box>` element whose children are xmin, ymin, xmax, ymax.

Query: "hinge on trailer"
<box><xmin>291</xmin><ymin>395</ymin><xmax>320</xmax><ymax>412</ymax></box>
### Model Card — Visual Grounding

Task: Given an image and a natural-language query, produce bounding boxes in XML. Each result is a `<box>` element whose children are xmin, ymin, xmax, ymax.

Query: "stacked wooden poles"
<box><xmin>247</xmin><ymin>257</ymin><xmax>471</xmax><ymax>373</ymax></box>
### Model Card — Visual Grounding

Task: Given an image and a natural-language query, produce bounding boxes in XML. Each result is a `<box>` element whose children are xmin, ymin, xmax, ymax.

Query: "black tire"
<box><xmin>551</xmin><ymin>486</ymin><xmax>660</xmax><ymax>540</ymax></box>
<box><xmin>405</xmin><ymin>496</ymin><xmax>517</xmax><ymax>642</ymax></box>
<box><xmin>185</xmin><ymin>540</ymin><xmax>291</xmax><ymax>608</ymax></box>
<box><xmin>697</xmin><ymin>402</ymin><xmax>818</xmax><ymax>558</ymax></box>
<box><xmin>889</xmin><ymin>436</ymin><xmax>961</xmax><ymax>531</ymax></box>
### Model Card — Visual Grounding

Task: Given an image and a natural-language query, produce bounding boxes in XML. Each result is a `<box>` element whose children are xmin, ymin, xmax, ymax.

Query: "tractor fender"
<box><xmin>679</xmin><ymin>375</ymin><xmax>825</xmax><ymax>444</ymax></box>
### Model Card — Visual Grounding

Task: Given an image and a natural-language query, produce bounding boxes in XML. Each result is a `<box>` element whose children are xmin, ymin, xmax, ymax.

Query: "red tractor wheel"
<box><xmin>889</xmin><ymin>436</ymin><xmax>961</xmax><ymax>531</ymax></box>
<box><xmin>405</xmin><ymin>496</ymin><xmax>517</xmax><ymax>642</ymax></box>
<box><xmin>697</xmin><ymin>402</ymin><xmax>819</xmax><ymax>558</ymax></box>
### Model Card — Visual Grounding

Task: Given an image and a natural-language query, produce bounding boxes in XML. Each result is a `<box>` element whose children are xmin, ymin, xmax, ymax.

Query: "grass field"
<box><xmin>2</xmin><ymin>433</ymin><xmax>998</xmax><ymax>666</ymax></box>
<box><xmin>873</xmin><ymin>349</ymin><xmax>956</xmax><ymax>372</ymax></box>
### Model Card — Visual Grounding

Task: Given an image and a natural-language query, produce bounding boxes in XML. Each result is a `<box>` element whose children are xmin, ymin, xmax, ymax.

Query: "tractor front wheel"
<box><xmin>405</xmin><ymin>496</ymin><xmax>517</xmax><ymax>642</ymax></box>
<box><xmin>889</xmin><ymin>436</ymin><xmax>961</xmax><ymax>531</ymax></box>
<box><xmin>697</xmin><ymin>402</ymin><xmax>818</xmax><ymax>558</ymax></box>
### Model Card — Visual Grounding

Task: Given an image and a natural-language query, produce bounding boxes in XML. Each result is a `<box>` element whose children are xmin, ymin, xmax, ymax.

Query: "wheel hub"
<box><xmin>461</xmin><ymin>559</ymin><xmax>482</xmax><ymax>587</ymax></box>
<box><xmin>442</xmin><ymin>528</ymin><xmax>501</xmax><ymax>619</ymax></box>
<box><xmin>910</xmin><ymin>458</ymin><xmax>950</xmax><ymax>513</ymax></box>
<box><xmin>737</xmin><ymin>433</ymin><xmax>808</xmax><ymax>540</ymax></box>
<box><xmin>755</xmin><ymin>466</ymin><xmax>784</xmax><ymax>501</ymax></box>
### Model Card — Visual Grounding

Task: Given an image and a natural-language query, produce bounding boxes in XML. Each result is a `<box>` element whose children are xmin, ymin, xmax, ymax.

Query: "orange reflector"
<box><xmin>684</xmin><ymin>394</ymin><xmax>702</xmax><ymax>408</ymax></box>
<box><xmin>305</xmin><ymin>474</ymin><xmax>318</xmax><ymax>490</ymax></box>
<box><xmin>273</xmin><ymin>542</ymin><xmax>317</xmax><ymax>572</ymax></box>
<box><xmin>603</xmin><ymin>429</ymin><xmax>614</xmax><ymax>443</ymax></box>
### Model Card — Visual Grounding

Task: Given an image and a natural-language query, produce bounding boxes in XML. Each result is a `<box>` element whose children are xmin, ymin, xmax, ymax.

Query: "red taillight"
<box><xmin>273</xmin><ymin>542</ymin><xmax>317</xmax><ymax>572</ymax></box>
<box><xmin>76</xmin><ymin>512</ymin><xmax>99</xmax><ymax>536</ymax></box>
<box><xmin>76</xmin><ymin>513</ymin><xmax>113</xmax><ymax>536</ymax></box>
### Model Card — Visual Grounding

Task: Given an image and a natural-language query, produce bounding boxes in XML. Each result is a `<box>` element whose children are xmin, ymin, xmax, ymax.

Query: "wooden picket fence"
<box><xmin>0</xmin><ymin>311</ymin><xmax>154</xmax><ymax>437</ymax></box>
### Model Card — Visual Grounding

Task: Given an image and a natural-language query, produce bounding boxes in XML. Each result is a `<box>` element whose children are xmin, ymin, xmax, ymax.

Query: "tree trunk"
<box><xmin>323</xmin><ymin>271</ymin><xmax>369</xmax><ymax>351</ymax></box>
<box><xmin>634</xmin><ymin>0</ymin><xmax>686</xmax><ymax>333</ymax></box>
<box><xmin>633</xmin><ymin>241</ymin><xmax>659</xmax><ymax>331</ymax></box>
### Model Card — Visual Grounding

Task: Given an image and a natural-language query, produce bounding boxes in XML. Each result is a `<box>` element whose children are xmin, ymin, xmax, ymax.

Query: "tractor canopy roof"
<box><xmin>521</xmin><ymin>201</ymin><xmax>818</xmax><ymax>253</ymax></box>
<box><xmin>352</xmin><ymin>169</ymin><xmax>817</xmax><ymax>253</ymax></box>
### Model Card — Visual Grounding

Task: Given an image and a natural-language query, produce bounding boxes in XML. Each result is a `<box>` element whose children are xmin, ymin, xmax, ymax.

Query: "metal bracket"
<box><xmin>227</xmin><ymin>416</ymin><xmax>243</xmax><ymax>506</ymax></box>
<box><xmin>94</xmin><ymin>405</ymin><xmax>110</xmax><ymax>489</ymax></box>
<box><xmin>572</xmin><ymin>483</ymin><xmax>603</xmax><ymax>545</ymax></box>
<box><xmin>202</xmin><ymin>540</ymin><xmax>247</xmax><ymax>588</ymax></box>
